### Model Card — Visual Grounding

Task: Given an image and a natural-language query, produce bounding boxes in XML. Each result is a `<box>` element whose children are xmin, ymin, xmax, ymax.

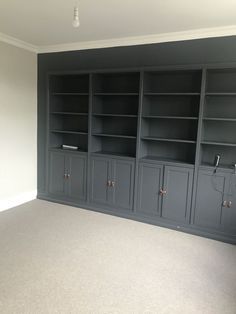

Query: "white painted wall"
<box><xmin>0</xmin><ymin>41</ymin><xmax>37</xmax><ymax>210</ymax></box>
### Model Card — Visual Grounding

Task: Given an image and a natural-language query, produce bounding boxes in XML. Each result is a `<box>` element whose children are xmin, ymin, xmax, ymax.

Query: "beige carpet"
<box><xmin>0</xmin><ymin>200</ymin><xmax>235</xmax><ymax>314</ymax></box>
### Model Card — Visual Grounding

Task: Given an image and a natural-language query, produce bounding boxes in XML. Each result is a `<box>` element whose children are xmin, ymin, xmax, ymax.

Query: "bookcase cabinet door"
<box><xmin>112</xmin><ymin>159</ymin><xmax>135</xmax><ymax>210</ymax></box>
<box><xmin>90</xmin><ymin>157</ymin><xmax>112</xmax><ymax>205</ymax></box>
<box><xmin>193</xmin><ymin>170</ymin><xmax>226</xmax><ymax>229</ymax></box>
<box><xmin>161</xmin><ymin>166</ymin><xmax>193</xmax><ymax>223</ymax></box>
<box><xmin>222</xmin><ymin>179</ymin><xmax>236</xmax><ymax>235</ymax></box>
<box><xmin>137</xmin><ymin>163</ymin><xmax>163</xmax><ymax>217</ymax></box>
<box><xmin>67</xmin><ymin>155</ymin><xmax>87</xmax><ymax>201</ymax></box>
<box><xmin>49</xmin><ymin>152</ymin><xmax>67</xmax><ymax>196</ymax></box>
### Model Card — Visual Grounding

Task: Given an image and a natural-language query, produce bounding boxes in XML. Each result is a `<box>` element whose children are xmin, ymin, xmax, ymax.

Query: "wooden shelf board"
<box><xmin>144</xmin><ymin>92</ymin><xmax>200</xmax><ymax>96</ymax></box>
<box><xmin>94</xmin><ymin>92</ymin><xmax>139</xmax><ymax>96</ymax></box>
<box><xmin>93</xmin><ymin>113</ymin><xmax>137</xmax><ymax>118</ymax></box>
<box><xmin>50</xmin><ymin>147</ymin><xmax>88</xmax><ymax>154</ymax></box>
<box><xmin>141</xmin><ymin>155</ymin><xmax>194</xmax><ymax>166</ymax></box>
<box><xmin>93</xmin><ymin>151</ymin><xmax>135</xmax><ymax>158</ymax></box>
<box><xmin>205</xmin><ymin>92</ymin><xmax>236</xmax><ymax>96</ymax></box>
<box><xmin>142</xmin><ymin>115</ymin><xmax>198</xmax><ymax>120</ymax></box>
<box><xmin>203</xmin><ymin>117</ymin><xmax>236</xmax><ymax>122</ymax></box>
<box><xmin>50</xmin><ymin>130</ymin><xmax>88</xmax><ymax>135</ymax></box>
<box><xmin>200</xmin><ymin>162</ymin><xmax>235</xmax><ymax>170</ymax></box>
<box><xmin>93</xmin><ymin>133</ymin><xmax>136</xmax><ymax>139</ymax></box>
<box><xmin>201</xmin><ymin>141</ymin><xmax>236</xmax><ymax>147</ymax></box>
<box><xmin>51</xmin><ymin>112</ymin><xmax>88</xmax><ymax>116</ymax></box>
<box><xmin>141</xmin><ymin>136</ymin><xmax>196</xmax><ymax>144</ymax></box>
<box><xmin>51</xmin><ymin>92</ymin><xmax>89</xmax><ymax>96</ymax></box>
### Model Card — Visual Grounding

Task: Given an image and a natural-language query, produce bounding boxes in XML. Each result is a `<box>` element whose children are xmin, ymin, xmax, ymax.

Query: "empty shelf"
<box><xmin>141</xmin><ymin>136</ymin><xmax>196</xmax><ymax>144</ymax></box>
<box><xmin>142</xmin><ymin>115</ymin><xmax>198</xmax><ymax>120</ymax></box>
<box><xmin>93</xmin><ymin>133</ymin><xmax>136</xmax><ymax>139</ymax></box>
<box><xmin>201</xmin><ymin>141</ymin><xmax>236</xmax><ymax>147</ymax></box>
<box><xmin>51</xmin><ymin>130</ymin><xmax>88</xmax><ymax>135</ymax></box>
<box><xmin>51</xmin><ymin>92</ymin><xmax>89</xmax><ymax>96</ymax></box>
<box><xmin>51</xmin><ymin>112</ymin><xmax>88</xmax><ymax>116</ymax></box>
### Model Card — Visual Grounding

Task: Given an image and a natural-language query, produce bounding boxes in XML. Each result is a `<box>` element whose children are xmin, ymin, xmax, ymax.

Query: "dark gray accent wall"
<box><xmin>38</xmin><ymin>36</ymin><xmax>236</xmax><ymax>193</ymax></box>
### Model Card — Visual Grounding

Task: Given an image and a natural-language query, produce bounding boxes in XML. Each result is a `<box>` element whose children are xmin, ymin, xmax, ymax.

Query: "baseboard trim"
<box><xmin>0</xmin><ymin>190</ymin><xmax>37</xmax><ymax>212</ymax></box>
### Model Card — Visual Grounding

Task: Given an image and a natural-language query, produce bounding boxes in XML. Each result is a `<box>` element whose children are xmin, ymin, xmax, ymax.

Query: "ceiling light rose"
<box><xmin>72</xmin><ymin>6</ymin><xmax>80</xmax><ymax>28</ymax></box>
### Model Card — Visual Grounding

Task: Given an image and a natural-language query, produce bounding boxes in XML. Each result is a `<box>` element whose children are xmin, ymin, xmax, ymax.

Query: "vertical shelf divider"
<box><xmin>87</xmin><ymin>73</ymin><xmax>93</xmax><ymax>203</ymax></box>
<box><xmin>45</xmin><ymin>73</ymin><xmax>51</xmax><ymax>194</ymax></box>
<box><xmin>190</xmin><ymin>68</ymin><xmax>207</xmax><ymax>224</ymax></box>
<box><xmin>133</xmin><ymin>71</ymin><xmax>144</xmax><ymax>211</ymax></box>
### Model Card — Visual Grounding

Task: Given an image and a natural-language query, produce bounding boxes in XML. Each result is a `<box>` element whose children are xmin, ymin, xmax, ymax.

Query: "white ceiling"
<box><xmin>0</xmin><ymin>0</ymin><xmax>236</xmax><ymax>53</ymax></box>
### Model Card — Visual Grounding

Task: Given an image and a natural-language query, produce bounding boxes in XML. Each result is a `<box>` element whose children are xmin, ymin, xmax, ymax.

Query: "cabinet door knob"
<box><xmin>107</xmin><ymin>180</ymin><xmax>111</xmax><ymax>187</ymax></box>
<box><xmin>160</xmin><ymin>189</ymin><xmax>167</xmax><ymax>196</ymax></box>
<box><xmin>67</xmin><ymin>174</ymin><xmax>70</xmax><ymax>179</ymax></box>
<box><xmin>111</xmin><ymin>181</ymin><xmax>115</xmax><ymax>188</ymax></box>
<box><xmin>227</xmin><ymin>201</ymin><xmax>232</xmax><ymax>208</ymax></box>
<box><xmin>64</xmin><ymin>173</ymin><xmax>67</xmax><ymax>179</ymax></box>
<box><xmin>222</xmin><ymin>200</ymin><xmax>227</xmax><ymax>207</ymax></box>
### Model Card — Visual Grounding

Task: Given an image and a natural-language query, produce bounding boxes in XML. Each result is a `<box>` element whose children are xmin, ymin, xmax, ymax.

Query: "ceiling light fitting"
<box><xmin>72</xmin><ymin>6</ymin><xmax>80</xmax><ymax>28</ymax></box>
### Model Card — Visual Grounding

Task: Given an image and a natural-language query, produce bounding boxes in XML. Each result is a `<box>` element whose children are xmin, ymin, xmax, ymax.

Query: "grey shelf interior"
<box><xmin>48</xmin><ymin>68</ymin><xmax>236</xmax><ymax>166</ymax></box>
<box><xmin>91</xmin><ymin>137</ymin><xmax>137</xmax><ymax>157</ymax></box>
<box><xmin>140</xmin><ymin>141</ymin><xmax>196</xmax><ymax>164</ymax></box>
<box><xmin>50</xmin><ymin>132</ymin><xmax>88</xmax><ymax>152</ymax></box>
<box><xmin>143</xmin><ymin>70</ymin><xmax>202</xmax><ymax>93</ymax></box>
<box><xmin>202</xmin><ymin>120</ymin><xmax>236</xmax><ymax>144</ymax></box>
<box><xmin>141</xmin><ymin>118</ymin><xmax>198</xmax><ymax>141</ymax></box>
<box><xmin>92</xmin><ymin>94</ymin><xmax>139</xmax><ymax>115</ymax></box>
<box><xmin>200</xmin><ymin>69</ymin><xmax>236</xmax><ymax>168</ymax></box>
<box><xmin>50</xmin><ymin>94</ymin><xmax>89</xmax><ymax>114</ymax></box>
<box><xmin>142</xmin><ymin>95</ymin><xmax>200</xmax><ymax>117</ymax></box>
<box><xmin>91</xmin><ymin>73</ymin><xmax>140</xmax><ymax>157</ymax></box>
<box><xmin>93</xmin><ymin>72</ymin><xmax>140</xmax><ymax>93</ymax></box>
<box><xmin>50</xmin><ymin>74</ymin><xmax>89</xmax><ymax>93</ymax></box>
<box><xmin>204</xmin><ymin>95</ymin><xmax>236</xmax><ymax>119</ymax></box>
<box><xmin>140</xmin><ymin>71</ymin><xmax>201</xmax><ymax>164</ymax></box>
<box><xmin>206</xmin><ymin>69</ymin><xmax>236</xmax><ymax>93</ymax></box>
<box><xmin>50</xmin><ymin>114</ymin><xmax>88</xmax><ymax>133</ymax></box>
<box><xmin>49</xmin><ymin>74</ymin><xmax>89</xmax><ymax>151</ymax></box>
<box><xmin>200</xmin><ymin>144</ymin><xmax>236</xmax><ymax>169</ymax></box>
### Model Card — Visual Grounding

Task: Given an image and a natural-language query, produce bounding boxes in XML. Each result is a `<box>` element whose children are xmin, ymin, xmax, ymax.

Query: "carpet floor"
<box><xmin>0</xmin><ymin>199</ymin><xmax>235</xmax><ymax>314</ymax></box>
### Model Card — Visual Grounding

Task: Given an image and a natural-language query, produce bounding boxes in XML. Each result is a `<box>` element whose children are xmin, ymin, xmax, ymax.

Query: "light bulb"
<box><xmin>72</xmin><ymin>6</ymin><xmax>80</xmax><ymax>28</ymax></box>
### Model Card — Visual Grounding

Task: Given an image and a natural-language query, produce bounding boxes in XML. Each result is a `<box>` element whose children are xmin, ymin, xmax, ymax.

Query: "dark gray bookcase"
<box><xmin>91</xmin><ymin>72</ymin><xmax>140</xmax><ymax>157</ymax></box>
<box><xmin>201</xmin><ymin>69</ymin><xmax>236</xmax><ymax>169</ymax></box>
<box><xmin>49</xmin><ymin>74</ymin><xmax>89</xmax><ymax>152</ymax></box>
<box><xmin>140</xmin><ymin>70</ymin><xmax>201</xmax><ymax>164</ymax></box>
<box><xmin>45</xmin><ymin>67</ymin><xmax>236</xmax><ymax>244</ymax></box>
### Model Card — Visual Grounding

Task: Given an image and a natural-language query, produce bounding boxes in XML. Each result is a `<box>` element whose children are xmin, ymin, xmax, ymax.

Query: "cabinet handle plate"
<box><xmin>227</xmin><ymin>201</ymin><xmax>232</xmax><ymax>208</ymax></box>
<box><xmin>160</xmin><ymin>188</ymin><xmax>167</xmax><ymax>196</ymax></box>
<box><xmin>222</xmin><ymin>200</ymin><xmax>227</xmax><ymax>207</ymax></box>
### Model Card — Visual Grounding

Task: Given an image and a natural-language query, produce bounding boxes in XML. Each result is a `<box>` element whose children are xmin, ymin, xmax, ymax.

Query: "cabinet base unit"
<box><xmin>137</xmin><ymin>162</ymin><xmax>193</xmax><ymax>224</ymax></box>
<box><xmin>42</xmin><ymin>68</ymin><xmax>236</xmax><ymax>245</ymax></box>
<box><xmin>193</xmin><ymin>169</ymin><xmax>236</xmax><ymax>236</ymax></box>
<box><xmin>90</xmin><ymin>155</ymin><xmax>135</xmax><ymax>211</ymax></box>
<box><xmin>49</xmin><ymin>150</ymin><xmax>87</xmax><ymax>202</ymax></box>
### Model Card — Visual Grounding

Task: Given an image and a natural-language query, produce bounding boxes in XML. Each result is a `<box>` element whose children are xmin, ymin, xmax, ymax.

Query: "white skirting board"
<box><xmin>0</xmin><ymin>190</ymin><xmax>37</xmax><ymax>212</ymax></box>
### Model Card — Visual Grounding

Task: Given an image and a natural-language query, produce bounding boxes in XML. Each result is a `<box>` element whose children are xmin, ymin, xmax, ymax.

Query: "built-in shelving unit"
<box><xmin>91</xmin><ymin>72</ymin><xmax>140</xmax><ymax>157</ymax></box>
<box><xmin>48</xmin><ymin>69</ymin><xmax>236</xmax><ymax>167</ymax></box>
<box><xmin>200</xmin><ymin>69</ymin><xmax>236</xmax><ymax>169</ymax></box>
<box><xmin>139</xmin><ymin>70</ymin><xmax>202</xmax><ymax>164</ymax></box>
<box><xmin>45</xmin><ymin>67</ymin><xmax>236</xmax><ymax>244</ymax></box>
<box><xmin>49</xmin><ymin>74</ymin><xmax>89</xmax><ymax>152</ymax></box>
